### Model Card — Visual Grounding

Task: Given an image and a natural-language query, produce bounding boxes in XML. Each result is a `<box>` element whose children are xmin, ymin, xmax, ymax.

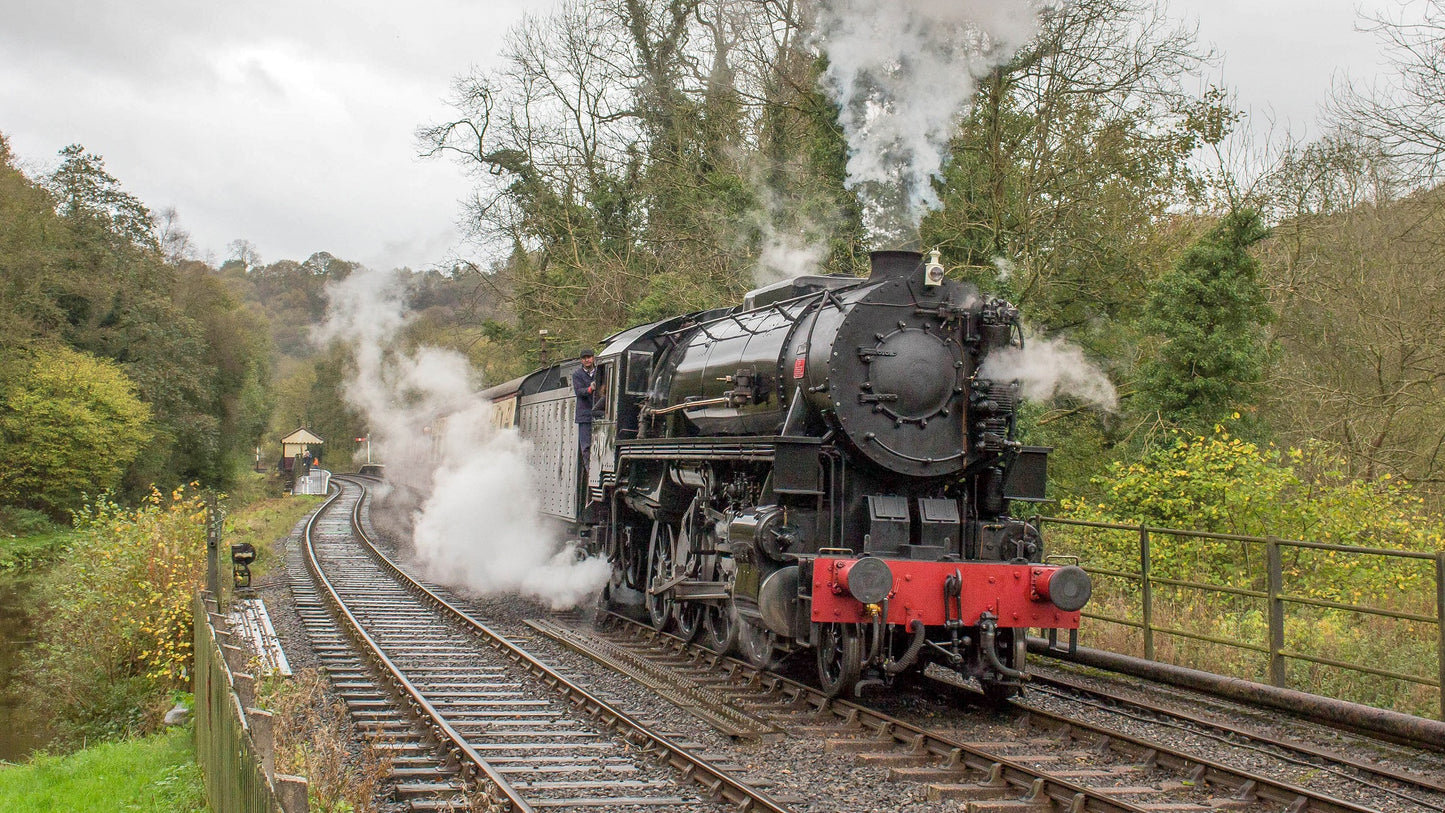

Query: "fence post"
<box><xmin>1436</xmin><ymin>552</ymin><xmax>1444</xmax><ymax>722</ymax></box>
<box><xmin>1140</xmin><ymin>525</ymin><xmax>1154</xmax><ymax>660</ymax></box>
<box><xmin>206</xmin><ymin>493</ymin><xmax>220</xmax><ymax>597</ymax></box>
<box><xmin>1267</xmin><ymin>537</ymin><xmax>1286</xmax><ymax>687</ymax></box>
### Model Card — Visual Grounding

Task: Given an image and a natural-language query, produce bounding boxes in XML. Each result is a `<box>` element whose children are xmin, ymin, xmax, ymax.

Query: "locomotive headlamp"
<box><xmin>840</xmin><ymin>556</ymin><xmax>894</xmax><ymax>605</ymax></box>
<box><xmin>924</xmin><ymin>248</ymin><xmax>945</xmax><ymax>287</ymax></box>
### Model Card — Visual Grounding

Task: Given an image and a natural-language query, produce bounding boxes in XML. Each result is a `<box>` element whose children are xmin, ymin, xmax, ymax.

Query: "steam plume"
<box><xmin>816</xmin><ymin>0</ymin><xmax>1041</xmax><ymax>244</ymax></box>
<box><xmin>979</xmin><ymin>334</ymin><xmax>1118</xmax><ymax>411</ymax></box>
<box><xmin>315</xmin><ymin>267</ymin><xmax>610</xmax><ymax>610</ymax></box>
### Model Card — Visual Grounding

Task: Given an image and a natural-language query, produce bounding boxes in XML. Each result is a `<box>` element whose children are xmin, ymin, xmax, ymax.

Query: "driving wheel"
<box><xmin>814</xmin><ymin>622</ymin><xmax>862</xmax><ymax>697</ymax></box>
<box><xmin>645</xmin><ymin>521</ymin><xmax>675</xmax><ymax>630</ymax></box>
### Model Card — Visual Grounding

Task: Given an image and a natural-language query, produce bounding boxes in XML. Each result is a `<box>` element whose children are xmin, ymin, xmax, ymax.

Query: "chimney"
<box><xmin>868</xmin><ymin>250</ymin><xmax>923</xmax><ymax>281</ymax></box>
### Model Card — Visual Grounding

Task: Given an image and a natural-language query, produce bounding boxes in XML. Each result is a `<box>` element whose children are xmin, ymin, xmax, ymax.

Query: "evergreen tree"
<box><xmin>1136</xmin><ymin>209</ymin><xmax>1273</xmax><ymax>431</ymax></box>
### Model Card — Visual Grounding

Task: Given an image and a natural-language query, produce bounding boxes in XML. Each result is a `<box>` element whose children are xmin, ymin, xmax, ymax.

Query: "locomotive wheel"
<box><xmin>814</xmin><ymin>622</ymin><xmax>862</xmax><ymax>697</ymax></box>
<box><xmin>645</xmin><ymin>521</ymin><xmax>675</xmax><ymax>630</ymax></box>
<box><xmin>702</xmin><ymin>603</ymin><xmax>737</xmax><ymax>654</ymax></box>
<box><xmin>673</xmin><ymin>600</ymin><xmax>704</xmax><ymax>642</ymax></box>
<box><xmin>736</xmin><ymin>615</ymin><xmax>780</xmax><ymax>670</ymax></box>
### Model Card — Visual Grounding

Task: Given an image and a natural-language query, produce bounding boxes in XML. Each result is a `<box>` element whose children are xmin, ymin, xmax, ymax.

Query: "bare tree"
<box><xmin>1258</xmin><ymin>134</ymin><xmax>1445</xmax><ymax>490</ymax></box>
<box><xmin>1332</xmin><ymin>0</ymin><xmax>1445</xmax><ymax>186</ymax></box>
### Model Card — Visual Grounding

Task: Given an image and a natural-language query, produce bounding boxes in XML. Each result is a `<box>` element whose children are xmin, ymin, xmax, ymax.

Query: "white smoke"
<box><xmin>754</xmin><ymin>222</ymin><xmax>828</xmax><ymax>287</ymax></box>
<box><xmin>979</xmin><ymin>333</ymin><xmax>1118</xmax><ymax>411</ymax></box>
<box><xmin>992</xmin><ymin>255</ymin><xmax>1015</xmax><ymax>282</ymax></box>
<box><xmin>816</xmin><ymin>0</ymin><xmax>1042</xmax><ymax>244</ymax></box>
<box><xmin>316</xmin><ymin>266</ymin><xmax>610</xmax><ymax>610</ymax></box>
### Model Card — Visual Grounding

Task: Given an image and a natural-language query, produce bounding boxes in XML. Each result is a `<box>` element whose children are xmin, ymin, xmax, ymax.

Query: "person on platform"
<box><xmin>572</xmin><ymin>349</ymin><xmax>599</xmax><ymax>464</ymax></box>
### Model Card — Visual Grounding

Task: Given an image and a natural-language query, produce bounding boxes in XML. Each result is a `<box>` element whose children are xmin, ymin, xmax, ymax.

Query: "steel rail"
<box><xmin>603</xmin><ymin>610</ymin><xmax>1389</xmax><ymax>813</ymax></box>
<box><xmin>334</xmin><ymin>475</ymin><xmax>794</xmax><ymax>813</ymax></box>
<box><xmin>1025</xmin><ymin>670</ymin><xmax>1445</xmax><ymax>809</ymax></box>
<box><xmin>302</xmin><ymin>481</ymin><xmax>533</xmax><ymax>812</ymax></box>
<box><xmin>1029</xmin><ymin>637</ymin><xmax>1445</xmax><ymax>749</ymax></box>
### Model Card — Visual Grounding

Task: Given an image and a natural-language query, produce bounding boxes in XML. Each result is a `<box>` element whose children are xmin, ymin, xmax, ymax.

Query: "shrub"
<box><xmin>1051</xmin><ymin>424</ymin><xmax>1445</xmax><ymax>714</ymax></box>
<box><xmin>24</xmin><ymin>486</ymin><xmax>207</xmax><ymax>744</ymax></box>
<box><xmin>0</xmin><ymin>345</ymin><xmax>153</xmax><ymax>518</ymax></box>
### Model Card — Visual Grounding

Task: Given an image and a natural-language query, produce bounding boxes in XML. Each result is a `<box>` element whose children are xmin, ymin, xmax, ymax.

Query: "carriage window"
<box><xmin>625</xmin><ymin>350</ymin><xmax>653</xmax><ymax>396</ymax></box>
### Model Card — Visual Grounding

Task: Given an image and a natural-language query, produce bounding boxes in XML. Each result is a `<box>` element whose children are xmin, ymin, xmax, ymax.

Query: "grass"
<box><xmin>222</xmin><ymin>471</ymin><xmax>324</xmax><ymax>582</ymax></box>
<box><xmin>0</xmin><ymin>508</ymin><xmax>75</xmax><ymax>572</ymax></box>
<box><xmin>0</xmin><ymin>724</ymin><xmax>205</xmax><ymax>812</ymax></box>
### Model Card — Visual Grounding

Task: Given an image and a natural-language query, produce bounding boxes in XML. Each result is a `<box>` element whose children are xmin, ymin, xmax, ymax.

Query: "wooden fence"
<box><xmin>194</xmin><ymin>591</ymin><xmax>308</xmax><ymax>813</ymax></box>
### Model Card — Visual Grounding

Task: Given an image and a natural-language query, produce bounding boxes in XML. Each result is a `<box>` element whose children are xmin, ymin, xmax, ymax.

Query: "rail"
<box><xmin>1036</xmin><ymin>515</ymin><xmax>1445</xmax><ymax>720</ymax></box>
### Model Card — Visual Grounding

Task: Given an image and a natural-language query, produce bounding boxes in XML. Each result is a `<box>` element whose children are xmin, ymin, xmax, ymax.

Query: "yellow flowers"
<box><xmin>64</xmin><ymin>485</ymin><xmax>209</xmax><ymax>686</ymax></box>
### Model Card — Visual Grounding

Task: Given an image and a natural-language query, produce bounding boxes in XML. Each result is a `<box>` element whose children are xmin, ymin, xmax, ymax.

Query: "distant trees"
<box><xmin>927</xmin><ymin>0</ymin><xmax>1217</xmax><ymax>346</ymax></box>
<box><xmin>1244</xmin><ymin>2</ymin><xmax>1445</xmax><ymax>493</ymax></box>
<box><xmin>1257</xmin><ymin>138</ymin><xmax>1445</xmax><ymax>487</ymax></box>
<box><xmin>422</xmin><ymin>0</ymin><xmax>861</xmax><ymax>358</ymax></box>
<box><xmin>0</xmin><ymin>345</ymin><xmax>152</xmax><ymax>516</ymax></box>
<box><xmin>0</xmin><ymin>134</ymin><xmax>272</xmax><ymax>501</ymax></box>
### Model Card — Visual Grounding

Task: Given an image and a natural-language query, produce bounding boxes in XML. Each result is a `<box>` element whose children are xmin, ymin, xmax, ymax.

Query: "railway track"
<box><xmin>1020</xmin><ymin>670</ymin><xmax>1445</xmax><ymax>812</ymax></box>
<box><xmin>286</xmin><ymin>476</ymin><xmax>1434</xmax><ymax>812</ymax></box>
<box><xmin>293</xmin><ymin>476</ymin><xmax>793</xmax><ymax>811</ymax></box>
<box><xmin>547</xmin><ymin>612</ymin><xmax>1430</xmax><ymax>813</ymax></box>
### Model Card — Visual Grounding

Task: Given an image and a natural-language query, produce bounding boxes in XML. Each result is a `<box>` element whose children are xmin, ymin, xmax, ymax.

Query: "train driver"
<box><xmin>572</xmin><ymin>348</ymin><xmax>598</xmax><ymax>465</ymax></box>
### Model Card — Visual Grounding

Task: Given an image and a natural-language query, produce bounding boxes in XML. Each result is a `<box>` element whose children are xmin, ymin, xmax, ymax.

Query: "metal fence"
<box><xmin>195</xmin><ymin>591</ymin><xmax>308</xmax><ymax>813</ymax></box>
<box><xmin>1037</xmin><ymin>516</ymin><xmax>1445</xmax><ymax>721</ymax></box>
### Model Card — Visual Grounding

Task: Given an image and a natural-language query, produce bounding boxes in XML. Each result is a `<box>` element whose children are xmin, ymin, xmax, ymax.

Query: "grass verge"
<box><xmin>0</xmin><ymin>724</ymin><xmax>205</xmax><ymax>812</ymax></box>
<box><xmin>0</xmin><ymin>507</ymin><xmax>74</xmax><ymax>572</ymax></box>
<box><xmin>223</xmin><ymin>471</ymin><xmax>324</xmax><ymax>582</ymax></box>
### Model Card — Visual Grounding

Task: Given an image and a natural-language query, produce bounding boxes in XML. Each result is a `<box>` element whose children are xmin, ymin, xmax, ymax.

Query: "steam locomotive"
<box><xmin>481</xmin><ymin>250</ymin><xmax>1091</xmax><ymax>699</ymax></box>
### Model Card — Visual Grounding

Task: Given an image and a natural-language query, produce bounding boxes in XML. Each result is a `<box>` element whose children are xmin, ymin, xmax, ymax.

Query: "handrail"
<box><xmin>1036</xmin><ymin>514</ymin><xmax>1445</xmax><ymax>720</ymax></box>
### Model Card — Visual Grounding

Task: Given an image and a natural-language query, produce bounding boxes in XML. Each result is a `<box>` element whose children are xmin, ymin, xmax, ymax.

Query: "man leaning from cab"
<box><xmin>572</xmin><ymin>348</ymin><xmax>599</xmax><ymax>464</ymax></box>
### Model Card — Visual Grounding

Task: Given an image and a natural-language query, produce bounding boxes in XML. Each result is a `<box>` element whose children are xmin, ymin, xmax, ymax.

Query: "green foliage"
<box><xmin>23</xmin><ymin>488</ymin><xmax>207</xmax><ymax>745</ymax></box>
<box><xmin>0</xmin><ymin>345</ymin><xmax>152</xmax><ymax>517</ymax></box>
<box><xmin>0</xmin><ymin>724</ymin><xmax>205</xmax><ymax>812</ymax></box>
<box><xmin>1135</xmin><ymin>209</ymin><xmax>1273</xmax><ymax>431</ymax></box>
<box><xmin>0</xmin><ymin>137</ymin><xmax>274</xmax><ymax>500</ymax></box>
<box><xmin>1064</xmin><ymin>425</ymin><xmax>1444</xmax><ymax>551</ymax></box>
<box><xmin>1055</xmin><ymin>427</ymin><xmax>1444</xmax><ymax>713</ymax></box>
<box><xmin>0</xmin><ymin>528</ymin><xmax>74</xmax><ymax>572</ymax></box>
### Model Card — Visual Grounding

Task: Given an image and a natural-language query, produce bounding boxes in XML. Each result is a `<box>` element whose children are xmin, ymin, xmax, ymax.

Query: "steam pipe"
<box><xmin>980</xmin><ymin>614</ymin><xmax>1025</xmax><ymax>680</ymax></box>
<box><xmin>884</xmin><ymin>619</ymin><xmax>927</xmax><ymax>674</ymax></box>
<box><xmin>865</xmin><ymin>599</ymin><xmax>888</xmax><ymax>665</ymax></box>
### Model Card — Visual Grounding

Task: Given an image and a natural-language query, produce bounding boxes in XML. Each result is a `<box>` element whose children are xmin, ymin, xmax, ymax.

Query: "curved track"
<box><xmin>296</xmin><ymin>476</ymin><xmax>793</xmax><ymax>811</ymax></box>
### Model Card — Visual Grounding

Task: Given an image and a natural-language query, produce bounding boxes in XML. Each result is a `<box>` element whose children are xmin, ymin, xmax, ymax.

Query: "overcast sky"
<box><xmin>0</xmin><ymin>0</ymin><xmax>1395</xmax><ymax>272</ymax></box>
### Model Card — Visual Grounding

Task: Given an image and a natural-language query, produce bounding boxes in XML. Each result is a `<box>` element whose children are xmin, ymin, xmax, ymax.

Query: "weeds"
<box><xmin>259</xmin><ymin>668</ymin><xmax>393</xmax><ymax>812</ymax></box>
